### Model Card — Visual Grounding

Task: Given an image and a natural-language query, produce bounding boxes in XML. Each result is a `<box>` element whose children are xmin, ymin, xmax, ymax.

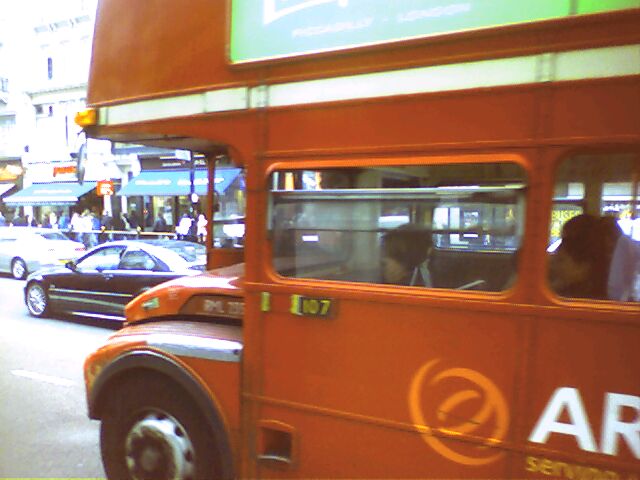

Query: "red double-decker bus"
<box><xmin>78</xmin><ymin>1</ymin><xmax>639</xmax><ymax>478</ymax></box>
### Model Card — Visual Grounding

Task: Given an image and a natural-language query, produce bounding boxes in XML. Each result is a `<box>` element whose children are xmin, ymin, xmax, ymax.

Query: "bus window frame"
<box><xmin>264</xmin><ymin>152</ymin><xmax>531</xmax><ymax>298</ymax></box>
<box><xmin>542</xmin><ymin>148</ymin><xmax>640</xmax><ymax>308</ymax></box>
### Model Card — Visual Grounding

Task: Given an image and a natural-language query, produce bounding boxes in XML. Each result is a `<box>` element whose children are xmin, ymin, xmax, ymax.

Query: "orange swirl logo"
<box><xmin>408</xmin><ymin>359</ymin><xmax>509</xmax><ymax>466</ymax></box>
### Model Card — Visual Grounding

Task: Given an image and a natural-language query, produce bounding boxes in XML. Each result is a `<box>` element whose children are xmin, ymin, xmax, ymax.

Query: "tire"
<box><xmin>26</xmin><ymin>282</ymin><xmax>50</xmax><ymax>317</ymax></box>
<box><xmin>100</xmin><ymin>374</ymin><xmax>222</xmax><ymax>480</ymax></box>
<box><xmin>11</xmin><ymin>258</ymin><xmax>27</xmax><ymax>280</ymax></box>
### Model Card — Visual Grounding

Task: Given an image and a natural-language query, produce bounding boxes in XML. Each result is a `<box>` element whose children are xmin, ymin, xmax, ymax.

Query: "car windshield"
<box><xmin>165</xmin><ymin>243</ymin><xmax>205</xmax><ymax>262</ymax></box>
<box><xmin>141</xmin><ymin>240</ymin><xmax>206</xmax><ymax>263</ymax></box>
<box><xmin>142</xmin><ymin>244</ymin><xmax>195</xmax><ymax>270</ymax></box>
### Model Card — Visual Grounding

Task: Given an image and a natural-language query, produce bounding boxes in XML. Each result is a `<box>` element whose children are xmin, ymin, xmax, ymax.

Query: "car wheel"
<box><xmin>26</xmin><ymin>282</ymin><xmax>50</xmax><ymax>317</ymax></box>
<box><xmin>100</xmin><ymin>374</ymin><xmax>223</xmax><ymax>480</ymax></box>
<box><xmin>11</xmin><ymin>258</ymin><xmax>27</xmax><ymax>280</ymax></box>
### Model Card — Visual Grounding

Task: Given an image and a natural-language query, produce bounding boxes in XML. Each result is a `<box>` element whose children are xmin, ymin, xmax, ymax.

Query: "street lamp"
<box><xmin>176</xmin><ymin>149</ymin><xmax>198</xmax><ymax>215</ymax></box>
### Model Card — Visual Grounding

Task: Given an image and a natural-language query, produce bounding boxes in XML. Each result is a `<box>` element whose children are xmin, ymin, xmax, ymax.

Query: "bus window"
<box><xmin>548</xmin><ymin>153</ymin><xmax>640</xmax><ymax>301</ymax></box>
<box><xmin>269</xmin><ymin>161</ymin><xmax>526</xmax><ymax>292</ymax></box>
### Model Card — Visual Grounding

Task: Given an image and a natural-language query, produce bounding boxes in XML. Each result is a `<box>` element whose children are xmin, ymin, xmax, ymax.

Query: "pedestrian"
<box><xmin>100</xmin><ymin>210</ymin><xmax>113</xmax><ymax>242</ymax></box>
<box><xmin>11</xmin><ymin>212</ymin><xmax>25</xmax><ymax>226</ymax></box>
<box><xmin>152</xmin><ymin>210</ymin><xmax>168</xmax><ymax>233</ymax></box>
<box><xmin>197</xmin><ymin>213</ymin><xmax>207</xmax><ymax>243</ymax></box>
<box><xmin>176</xmin><ymin>213</ymin><xmax>192</xmax><ymax>241</ymax></box>
<box><xmin>69</xmin><ymin>211</ymin><xmax>83</xmax><ymax>242</ymax></box>
<box><xmin>49</xmin><ymin>211</ymin><xmax>58</xmax><ymax>229</ymax></box>
<box><xmin>144</xmin><ymin>207</ymin><xmax>153</xmax><ymax>230</ymax></box>
<box><xmin>186</xmin><ymin>215</ymin><xmax>198</xmax><ymax>243</ymax></box>
<box><xmin>89</xmin><ymin>210</ymin><xmax>101</xmax><ymax>247</ymax></box>
<box><xmin>112</xmin><ymin>212</ymin><xmax>126</xmax><ymax>240</ymax></box>
<box><xmin>78</xmin><ymin>209</ymin><xmax>93</xmax><ymax>247</ymax></box>
<box><xmin>127</xmin><ymin>210</ymin><xmax>140</xmax><ymax>230</ymax></box>
<box><xmin>11</xmin><ymin>212</ymin><xmax>27</xmax><ymax>226</ymax></box>
<box><xmin>57</xmin><ymin>211</ymin><xmax>69</xmax><ymax>231</ymax></box>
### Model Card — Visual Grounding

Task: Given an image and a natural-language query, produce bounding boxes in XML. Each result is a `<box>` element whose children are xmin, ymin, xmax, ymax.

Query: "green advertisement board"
<box><xmin>229</xmin><ymin>0</ymin><xmax>639</xmax><ymax>63</ymax></box>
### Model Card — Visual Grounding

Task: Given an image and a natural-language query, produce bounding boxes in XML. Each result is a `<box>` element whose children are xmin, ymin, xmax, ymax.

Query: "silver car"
<box><xmin>0</xmin><ymin>227</ymin><xmax>86</xmax><ymax>279</ymax></box>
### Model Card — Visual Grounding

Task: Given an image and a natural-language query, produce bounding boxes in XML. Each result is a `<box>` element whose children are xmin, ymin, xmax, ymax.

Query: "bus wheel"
<box><xmin>100</xmin><ymin>375</ymin><xmax>219</xmax><ymax>480</ymax></box>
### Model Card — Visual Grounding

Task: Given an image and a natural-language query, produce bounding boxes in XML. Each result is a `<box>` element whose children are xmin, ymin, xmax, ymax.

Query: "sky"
<box><xmin>0</xmin><ymin>0</ymin><xmax>96</xmax><ymax>39</ymax></box>
<box><xmin>0</xmin><ymin>1</ymin><xmax>28</xmax><ymax>36</ymax></box>
<box><xmin>0</xmin><ymin>2</ymin><xmax>31</xmax><ymax>85</ymax></box>
<box><xmin>1</xmin><ymin>0</ymin><xmax>79</xmax><ymax>24</ymax></box>
<box><xmin>0</xmin><ymin>0</ymin><xmax>96</xmax><ymax>86</ymax></box>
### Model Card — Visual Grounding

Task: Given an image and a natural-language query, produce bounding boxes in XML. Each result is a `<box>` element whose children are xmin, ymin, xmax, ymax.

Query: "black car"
<box><xmin>24</xmin><ymin>240</ymin><xmax>202</xmax><ymax>322</ymax></box>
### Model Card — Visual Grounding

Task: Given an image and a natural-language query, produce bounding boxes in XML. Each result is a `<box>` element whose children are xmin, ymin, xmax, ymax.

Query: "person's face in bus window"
<box><xmin>381</xmin><ymin>225</ymin><xmax>432</xmax><ymax>285</ymax></box>
<box><xmin>382</xmin><ymin>255</ymin><xmax>410</xmax><ymax>284</ymax></box>
<box><xmin>551</xmin><ymin>245</ymin><xmax>591</xmax><ymax>294</ymax></box>
<box><xmin>549</xmin><ymin>213</ymin><xmax>618</xmax><ymax>299</ymax></box>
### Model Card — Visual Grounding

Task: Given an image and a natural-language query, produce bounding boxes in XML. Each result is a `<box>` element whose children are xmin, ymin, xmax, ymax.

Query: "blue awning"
<box><xmin>117</xmin><ymin>168</ymin><xmax>241</xmax><ymax>197</ymax></box>
<box><xmin>3</xmin><ymin>181</ymin><xmax>97</xmax><ymax>206</ymax></box>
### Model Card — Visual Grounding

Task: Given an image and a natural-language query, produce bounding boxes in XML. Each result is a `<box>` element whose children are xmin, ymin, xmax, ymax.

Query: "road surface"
<box><xmin>0</xmin><ymin>275</ymin><xmax>115</xmax><ymax>478</ymax></box>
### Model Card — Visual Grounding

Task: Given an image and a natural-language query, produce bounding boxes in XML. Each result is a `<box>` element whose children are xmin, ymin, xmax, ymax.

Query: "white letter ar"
<box><xmin>529</xmin><ymin>387</ymin><xmax>597</xmax><ymax>452</ymax></box>
<box><xmin>601</xmin><ymin>393</ymin><xmax>640</xmax><ymax>458</ymax></box>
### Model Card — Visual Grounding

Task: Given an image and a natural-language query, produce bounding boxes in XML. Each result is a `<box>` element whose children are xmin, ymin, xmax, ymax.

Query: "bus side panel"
<box><xmin>547</xmin><ymin>77</ymin><xmax>640</xmax><ymax>140</ymax></box>
<box><xmin>254</xmin><ymin>294</ymin><xmax>524</xmax><ymax>478</ymax></box>
<box><xmin>256</xmin><ymin>404</ymin><xmax>511</xmax><ymax>479</ymax></box>
<box><xmin>521</xmin><ymin>311</ymin><xmax>640</xmax><ymax>477</ymax></box>
<box><xmin>179</xmin><ymin>356</ymin><xmax>242</xmax><ymax>457</ymax></box>
<box><xmin>265</xmin><ymin>89</ymin><xmax>538</xmax><ymax>153</ymax></box>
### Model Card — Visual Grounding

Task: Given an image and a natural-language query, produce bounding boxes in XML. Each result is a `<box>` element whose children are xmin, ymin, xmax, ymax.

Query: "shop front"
<box><xmin>3</xmin><ymin>181</ymin><xmax>99</xmax><ymax>226</ymax></box>
<box><xmin>117</xmin><ymin>165</ymin><xmax>243</xmax><ymax>236</ymax></box>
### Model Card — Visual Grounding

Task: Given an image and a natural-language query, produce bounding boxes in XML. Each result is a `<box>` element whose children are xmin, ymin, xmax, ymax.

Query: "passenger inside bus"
<box><xmin>607</xmin><ymin>220</ymin><xmax>640</xmax><ymax>301</ymax></box>
<box><xmin>270</xmin><ymin>163</ymin><xmax>525</xmax><ymax>290</ymax></box>
<box><xmin>549</xmin><ymin>153</ymin><xmax>639</xmax><ymax>302</ymax></box>
<box><xmin>381</xmin><ymin>224</ymin><xmax>433</xmax><ymax>286</ymax></box>
<box><xmin>549</xmin><ymin>213</ymin><xmax>634</xmax><ymax>300</ymax></box>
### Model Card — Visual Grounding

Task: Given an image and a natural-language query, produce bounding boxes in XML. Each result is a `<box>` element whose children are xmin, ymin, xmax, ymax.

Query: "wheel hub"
<box><xmin>27</xmin><ymin>285</ymin><xmax>46</xmax><ymax>315</ymax></box>
<box><xmin>125</xmin><ymin>413</ymin><xmax>195</xmax><ymax>480</ymax></box>
<box><xmin>13</xmin><ymin>261</ymin><xmax>25</xmax><ymax>279</ymax></box>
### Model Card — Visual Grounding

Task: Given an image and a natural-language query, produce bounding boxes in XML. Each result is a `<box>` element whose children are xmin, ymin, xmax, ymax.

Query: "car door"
<box><xmin>49</xmin><ymin>245</ymin><xmax>126</xmax><ymax>315</ymax></box>
<box><xmin>99</xmin><ymin>246</ymin><xmax>183</xmax><ymax>316</ymax></box>
<box><xmin>0</xmin><ymin>231</ymin><xmax>18</xmax><ymax>273</ymax></box>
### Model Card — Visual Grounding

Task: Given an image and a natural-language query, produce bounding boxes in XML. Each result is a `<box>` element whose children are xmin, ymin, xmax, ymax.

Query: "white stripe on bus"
<box><xmin>99</xmin><ymin>44</ymin><xmax>640</xmax><ymax>126</ymax></box>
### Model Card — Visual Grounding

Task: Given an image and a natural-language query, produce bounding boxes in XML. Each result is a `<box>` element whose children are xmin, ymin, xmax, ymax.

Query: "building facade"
<box><xmin>1</xmin><ymin>0</ymin><xmax>112</xmax><ymax>224</ymax></box>
<box><xmin>0</xmin><ymin>14</ymin><xmax>28</xmax><ymax>213</ymax></box>
<box><xmin>0</xmin><ymin>0</ymin><xmax>235</xmax><ymax>233</ymax></box>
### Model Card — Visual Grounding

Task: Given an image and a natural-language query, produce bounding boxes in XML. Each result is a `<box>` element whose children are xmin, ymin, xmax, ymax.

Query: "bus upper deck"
<box><xmin>83</xmin><ymin>1</ymin><xmax>640</xmax><ymax>158</ymax></box>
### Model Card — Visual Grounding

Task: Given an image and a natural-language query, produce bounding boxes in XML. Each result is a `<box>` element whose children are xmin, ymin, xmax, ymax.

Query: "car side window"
<box><xmin>77</xmin><ymin>246</ymin><xmax>125</xmax><ymax>271</ymax></box>
<box><xmin>119</xmin><ymin>250</ymin><xmax>158</xmax><ymax>271</ymax></box>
